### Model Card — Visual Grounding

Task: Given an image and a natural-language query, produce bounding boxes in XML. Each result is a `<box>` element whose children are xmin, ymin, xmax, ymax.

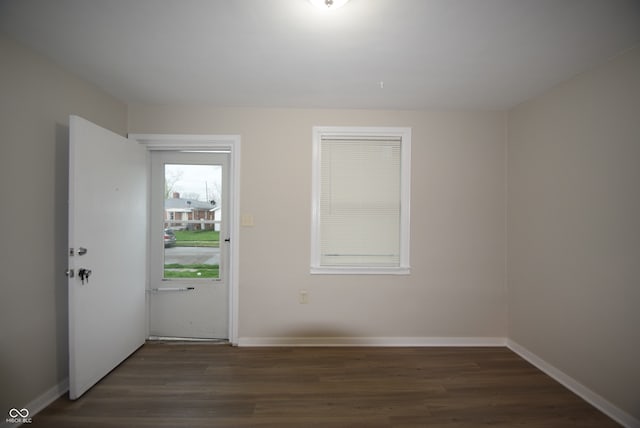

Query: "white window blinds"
<box><xmin>311</xmin><ymin>127</ymin><xmax>411</xmax><ymax>274</ymax></box>
<box><xmin>320</xmin><ymin>137</ymin><xmax>401</xmax><ymax>267</ymax></box>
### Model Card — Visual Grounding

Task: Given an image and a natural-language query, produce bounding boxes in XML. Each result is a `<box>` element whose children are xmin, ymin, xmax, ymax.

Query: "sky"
<box><xmin>165</xmin><ymin>164</ymin><xmax>222</xmax><ymax>203</ymax></box>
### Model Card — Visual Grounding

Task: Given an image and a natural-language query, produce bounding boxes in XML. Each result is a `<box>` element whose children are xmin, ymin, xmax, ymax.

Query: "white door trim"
<box><xmin>129</xmin><ymin>133</ymin><xmax>241</xmax><ymax>345</ymax></box>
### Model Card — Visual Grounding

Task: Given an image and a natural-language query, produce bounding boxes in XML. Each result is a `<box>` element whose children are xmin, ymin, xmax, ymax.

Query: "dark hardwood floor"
<box><xmin>31</xmin><ymin>343</ymin><xmax>619</xmax><ymax>427</ymax></box>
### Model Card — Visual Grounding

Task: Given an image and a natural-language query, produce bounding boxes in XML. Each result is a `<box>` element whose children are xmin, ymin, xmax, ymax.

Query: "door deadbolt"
<box><xmin>69</xmin><ymin>247</ymin><xmax>88</xmax><ymax>256</ymax></box>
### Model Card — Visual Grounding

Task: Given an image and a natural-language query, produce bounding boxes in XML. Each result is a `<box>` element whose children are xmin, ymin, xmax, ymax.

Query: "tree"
<box><xmin>164</xmin><ymin>170</ymin><xmax>183</xmax><ymax>199</ymax></box>
<box><xmin>207</xmin><ymin>180</ymin><xmax>222</xmax><ymax>207</ymax></box>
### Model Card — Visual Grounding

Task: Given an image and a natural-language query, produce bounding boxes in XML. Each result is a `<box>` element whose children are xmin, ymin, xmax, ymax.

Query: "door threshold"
<box><xmin>147</xmin><ymin>336</ymin><xmax>229</xmax><ymax>345</ymax></box>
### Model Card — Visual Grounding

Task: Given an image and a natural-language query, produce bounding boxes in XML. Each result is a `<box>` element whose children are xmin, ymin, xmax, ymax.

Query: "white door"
<box><xmin>148</xmin><ymin>151</ymin><xmax>230</xmax><ymax>339</ymax></box>
<box><xmin>68</xmin><ymin>116</ymin><xmax>147</xmax><ymax>399</ymax></box>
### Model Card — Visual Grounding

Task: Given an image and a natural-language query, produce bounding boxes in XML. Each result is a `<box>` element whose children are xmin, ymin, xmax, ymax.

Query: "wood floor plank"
<box><xmin>29</xmin><ymin>344</ymin><xmax>619</xmax><ymax>427</ymax></box>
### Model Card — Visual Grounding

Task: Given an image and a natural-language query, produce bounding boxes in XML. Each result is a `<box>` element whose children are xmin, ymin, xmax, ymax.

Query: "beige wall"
<box><xmin>129</xmin><ymin>106</ymin><xmax>507</xmax><ymax>341</ymax></box>
<box><xmin>507</xmin><ymin>46</ymin><xmax>640</xmax><ymax>419</ymax></box>
<box><xmin>0</xmin><ymin>34</ymin><xmax>127</xmax><ymax>415</ymax></box>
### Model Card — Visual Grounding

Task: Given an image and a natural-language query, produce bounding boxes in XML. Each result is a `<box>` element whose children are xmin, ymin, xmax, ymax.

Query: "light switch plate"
<box><xmin>241</xmin><ymin>214</ymin><xmax>254</xmax><ymax>227</ymax></box>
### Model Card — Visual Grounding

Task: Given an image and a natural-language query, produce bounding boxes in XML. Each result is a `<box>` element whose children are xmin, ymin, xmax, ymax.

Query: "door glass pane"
<box><xmin>163</xmin><ymin>164</ymin><xmax>222</xmax><ymax>280</ymax></box>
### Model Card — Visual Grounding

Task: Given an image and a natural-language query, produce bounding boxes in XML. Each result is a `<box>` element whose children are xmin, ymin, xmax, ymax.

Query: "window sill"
<box><xmin>310</xmin><ymin>266</ymin><xmax>411</xmax><ymax>275</ymax></box>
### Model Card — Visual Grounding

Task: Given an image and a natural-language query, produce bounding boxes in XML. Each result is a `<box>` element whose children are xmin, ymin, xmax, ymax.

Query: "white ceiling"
<box><xmin>1</xmin><ymin>0</ymin><xmax>639</xmax><ymax>110</ymax></box>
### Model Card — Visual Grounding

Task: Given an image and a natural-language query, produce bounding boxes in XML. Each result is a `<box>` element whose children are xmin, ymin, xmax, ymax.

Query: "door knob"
<box><xmin>78</xmin><ymin>268</ymin><xmax>92</xmax><ymax>284</ymax></box>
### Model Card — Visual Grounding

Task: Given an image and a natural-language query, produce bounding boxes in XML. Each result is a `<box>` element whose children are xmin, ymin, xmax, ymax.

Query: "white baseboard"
<box><xmin>28</xmin><ymin>378</ymin><xmax>69</xmax><ymax>414</ymax></box>
<box><xmin>507</xmin><ymin>339</ymin><xmax>639</xmax><ymax>428</ymax></box>
<box><xmin>1</xmin><ymin>378</ymin><xmax>68</xmax><ymax>428</ymax></box>
<box><xmin>237</xmin><ymin>336</ymin><xmax>507</xmax><ymax>347</ymax></box>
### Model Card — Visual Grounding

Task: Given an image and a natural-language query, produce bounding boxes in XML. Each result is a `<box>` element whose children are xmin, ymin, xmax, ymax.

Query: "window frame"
<box><xmin>310</xmin><ymin>126</ymin><xmax>411</xmax><ymax>275</ymax></box>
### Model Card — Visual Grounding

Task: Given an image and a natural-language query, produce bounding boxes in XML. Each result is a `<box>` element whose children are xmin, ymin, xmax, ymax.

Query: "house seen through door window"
<box><xmin>163</xmin><ymin>164</ymin><xmax>222</xmax><ymax>279</ymax></box>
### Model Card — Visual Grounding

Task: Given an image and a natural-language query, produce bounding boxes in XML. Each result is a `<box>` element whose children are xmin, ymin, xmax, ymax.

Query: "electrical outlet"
<box><xmin>299</xmin><ymin>290</ymin><xmax>309</xmax><ymax>304</ymax></box>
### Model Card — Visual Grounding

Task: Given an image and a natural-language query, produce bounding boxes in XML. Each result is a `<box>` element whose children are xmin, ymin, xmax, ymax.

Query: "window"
<box><xmin>311</xmin><ymin>126</ymin><xmax>411</xmax><ymax>274</ymax></box>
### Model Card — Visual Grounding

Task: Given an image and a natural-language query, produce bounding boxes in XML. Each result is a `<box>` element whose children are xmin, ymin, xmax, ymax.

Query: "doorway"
<box><xmin>149</xmin><ymin>151</ymin><xmax>229</xmax><ymax>339</ymax></box>
<box><xmin>129</xmin><ymin>133</ymin><xmax>240</xmax><ymax>344</ymax></box>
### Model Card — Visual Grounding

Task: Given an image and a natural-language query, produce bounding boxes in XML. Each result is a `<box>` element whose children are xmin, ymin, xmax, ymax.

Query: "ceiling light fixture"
<box><xmin>309</xmin><ymin>0</ymin><xmax>350</xmax><ymax>10</ymax></box>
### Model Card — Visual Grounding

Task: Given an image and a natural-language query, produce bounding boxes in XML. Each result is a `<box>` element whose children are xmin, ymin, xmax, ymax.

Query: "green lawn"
<box><xmin>173</xmin><ymin>229</ymin><xmax>219</xmax><ymax>247</ymax></box>
<box><xmin>164</xmin><ymin>263</ymin><xmax>219</xmax><ymax>279</ymax></box>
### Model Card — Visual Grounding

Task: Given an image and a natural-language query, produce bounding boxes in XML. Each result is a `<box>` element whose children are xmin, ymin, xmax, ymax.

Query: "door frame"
<box><xmin>129</xmin><ymin>133</ymin><xmax>241</xmax><ymax>345</ymax></box>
